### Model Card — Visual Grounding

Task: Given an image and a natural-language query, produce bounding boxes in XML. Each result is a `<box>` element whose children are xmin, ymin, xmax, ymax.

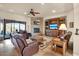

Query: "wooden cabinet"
<box><xmin>45</xmin><ymin>16</ymin><xmax>66</xmax><ymax>37</ymax></box>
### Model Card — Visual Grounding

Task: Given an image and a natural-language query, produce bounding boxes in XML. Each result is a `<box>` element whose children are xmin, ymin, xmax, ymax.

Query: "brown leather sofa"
<box><xmin>11</xmin><ymin>34</ymin><xmax>39</xmax><ymax>56</ymax></box>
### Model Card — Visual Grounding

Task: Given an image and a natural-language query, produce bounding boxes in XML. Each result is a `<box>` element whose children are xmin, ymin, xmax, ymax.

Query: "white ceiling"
<box><xmin>0</xmin><ymin>3</ymin><xmax>73</xmax><ymax>17</ymax></box>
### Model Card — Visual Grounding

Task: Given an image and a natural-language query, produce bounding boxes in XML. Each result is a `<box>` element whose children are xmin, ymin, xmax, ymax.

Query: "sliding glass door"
<box><xmin>0</xmin><ymin>23</ymin><xmax>4</xmax><ymax>34</ymax></box>
<box><xmin>5</xmin><ymin>23</ymin><xmax>11</xmax><ymax>39</ymax></box>
<box><xmin>0</xmin><ymin>22</ymin><xmax>4</xmax><ymax>40</ymax></box>
<box><xmin>5</xmin><ymin>21</ymin><xmax>26</xmax><ymax>39</ymax></box>
<box><xmin>20</xmin><ymin>24</ymin><xmax>25</xmax><ymax>31</ymax></box>
<box><xmin>0</xmin><ymin>20</ymin><xmax>4</xmax><ymax>40</ymax></box>
<box><xmin>14</xmin><ymin>23</ymin><xmax>20</xmax><ymax>32</ymax></box>
<box><xmin>12</xmin><ymin>23</ymin><xmax>15</xmax><ymax>33</ymax></box>
<box><xmin>0</xmin><ymin>19</ymin><xmax>26</xmax><ymax>40</ymax></box>
<box><xmin>12</xmin><ymin>23</ymin><xmax>26</xmax><ymax>33</ymax></box>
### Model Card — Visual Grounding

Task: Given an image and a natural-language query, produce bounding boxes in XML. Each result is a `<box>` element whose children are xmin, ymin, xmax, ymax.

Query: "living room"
<box><xmin>0</xmin><ymin>3</ymin><xmax>77</xmax><ymax>56</ymax></box>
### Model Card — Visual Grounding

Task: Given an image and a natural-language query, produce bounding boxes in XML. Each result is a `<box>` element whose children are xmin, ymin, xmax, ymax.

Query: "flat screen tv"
<box><xmin>49</xmin><ymin>24</ymin><xmax>58</xmax><ymax>29</ymax></box>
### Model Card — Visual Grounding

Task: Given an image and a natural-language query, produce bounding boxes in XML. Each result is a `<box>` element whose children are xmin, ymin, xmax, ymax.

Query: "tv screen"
<box><xmin>49</xmin><ymin>24</ymin><xmax>58</xmax><ymax>29</ymax></box>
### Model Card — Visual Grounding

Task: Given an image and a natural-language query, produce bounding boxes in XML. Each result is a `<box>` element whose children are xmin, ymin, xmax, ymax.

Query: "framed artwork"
<box><xmin>69</xmin><ymin>22</ymin><xmax>74</xmax><ymax>28</ymax></box>
<box><xmin>75</xmin><ymin>28</ymin><xmax>79</xmax><ymax>35</ymax></box>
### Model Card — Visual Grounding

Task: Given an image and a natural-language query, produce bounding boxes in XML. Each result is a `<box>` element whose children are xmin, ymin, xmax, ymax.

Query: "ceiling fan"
<box><xmin>29</xmin><ymin>9</ymin><xmax>40</xmax><ymax>16</ymax></box>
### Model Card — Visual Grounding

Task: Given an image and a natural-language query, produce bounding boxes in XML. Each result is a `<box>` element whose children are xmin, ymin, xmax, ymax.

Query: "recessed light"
<box><xmin>41</xmin><ymin>3</ymin><xmax>45</xmax><ymax>5</ymax></box>
<box><xmin>52</xmin><ymin>10</ymin><xmax>56</xmax><ymax>13</ymax></box>
<box><xmin>24</xmin><ymin>12</ymin><xmax>27</xmax><ymax>14</ymax></box>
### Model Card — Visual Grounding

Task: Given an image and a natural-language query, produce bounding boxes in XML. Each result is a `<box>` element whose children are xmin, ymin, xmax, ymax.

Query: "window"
<box><xmin>20</xmin><ymin>24</ymin><xmax>25</xmax><ymax>31</ymax></box>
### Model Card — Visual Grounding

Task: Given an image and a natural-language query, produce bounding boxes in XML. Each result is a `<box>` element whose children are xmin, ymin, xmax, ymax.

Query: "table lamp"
<box><xmin>59</xmin><ymin>23</ymin><xmax>67</xmax><ymax>35</ymax></box>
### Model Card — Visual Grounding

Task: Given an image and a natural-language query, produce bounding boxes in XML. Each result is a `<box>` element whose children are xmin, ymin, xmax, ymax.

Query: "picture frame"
<box><xmin>69</xmin><ymin>22</ymin><xmax>74</xmax><ymax>28</ymax></box>
<box><xmin>75</xmin><ymin>29</ymin><xmax>79</xmax><ymax>35</ymax></box>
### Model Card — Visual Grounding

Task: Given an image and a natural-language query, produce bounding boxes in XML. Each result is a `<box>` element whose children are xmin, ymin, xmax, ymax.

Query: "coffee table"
<box><xmin>39</xmin><ymin>36</ymin><xmax>52</xmax><ymax>50</ymax></box>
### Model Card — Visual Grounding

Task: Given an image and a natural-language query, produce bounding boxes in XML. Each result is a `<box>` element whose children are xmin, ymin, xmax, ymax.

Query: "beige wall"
<box><xmin>73</xmin><ymin>4</ymin><xmax>79</xmax><ymax>55</ymax></box>
<box><xmin>66</xmin><ymin>10</ymin><xmax>74</xmax><ymax>42</ymax></box>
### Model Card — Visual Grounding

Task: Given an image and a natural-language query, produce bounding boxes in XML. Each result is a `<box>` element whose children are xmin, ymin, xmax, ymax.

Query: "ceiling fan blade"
<box><xmin>31</xmin><ymin>12</ymin><xmax>35</xmax><ymax>16</ymax></box>
<box><xmin>34</xmin><ymin>12</ymin><xmax>40</xmax><ymax>14</ymax></box>
<box><xmin>29</xmin><ymin>9</ymin><xmax>40</xmax><ymax>16</ymax></box>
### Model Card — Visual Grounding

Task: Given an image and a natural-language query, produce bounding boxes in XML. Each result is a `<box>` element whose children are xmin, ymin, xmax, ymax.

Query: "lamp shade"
<box><xmin>59</xmin><ymin>24</ymin><xmax>67</xmax><ymax>30</ymax></box>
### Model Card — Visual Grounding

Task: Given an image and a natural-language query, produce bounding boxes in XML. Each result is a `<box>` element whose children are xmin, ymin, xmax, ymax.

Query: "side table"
<box><xmin>51</xmin><ymin>37</ymin><xmax>67</xmax><ymax>55</ymax></box>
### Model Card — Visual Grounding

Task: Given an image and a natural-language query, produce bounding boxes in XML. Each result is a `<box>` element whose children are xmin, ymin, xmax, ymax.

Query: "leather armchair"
<box><xmin>23</xmin><ymin>42</ymin><xmax>39</xmax><ymax>56</ymax></box>
<box><xmin>56</xmin><ymin>31</ymin><xmax>72</xmax><ymax>48</ymax></box>
<box><xmin>11</xmin><ymin>34</ymin><xmax>39</xmax><ymax>56</ymax></box>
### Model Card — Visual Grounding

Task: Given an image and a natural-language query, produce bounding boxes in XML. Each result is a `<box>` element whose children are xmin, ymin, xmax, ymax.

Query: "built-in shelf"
<box><xmin>45</xmin><ymin>16</ymin><xmax>66</xmax><ymax>37</ymax></box>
